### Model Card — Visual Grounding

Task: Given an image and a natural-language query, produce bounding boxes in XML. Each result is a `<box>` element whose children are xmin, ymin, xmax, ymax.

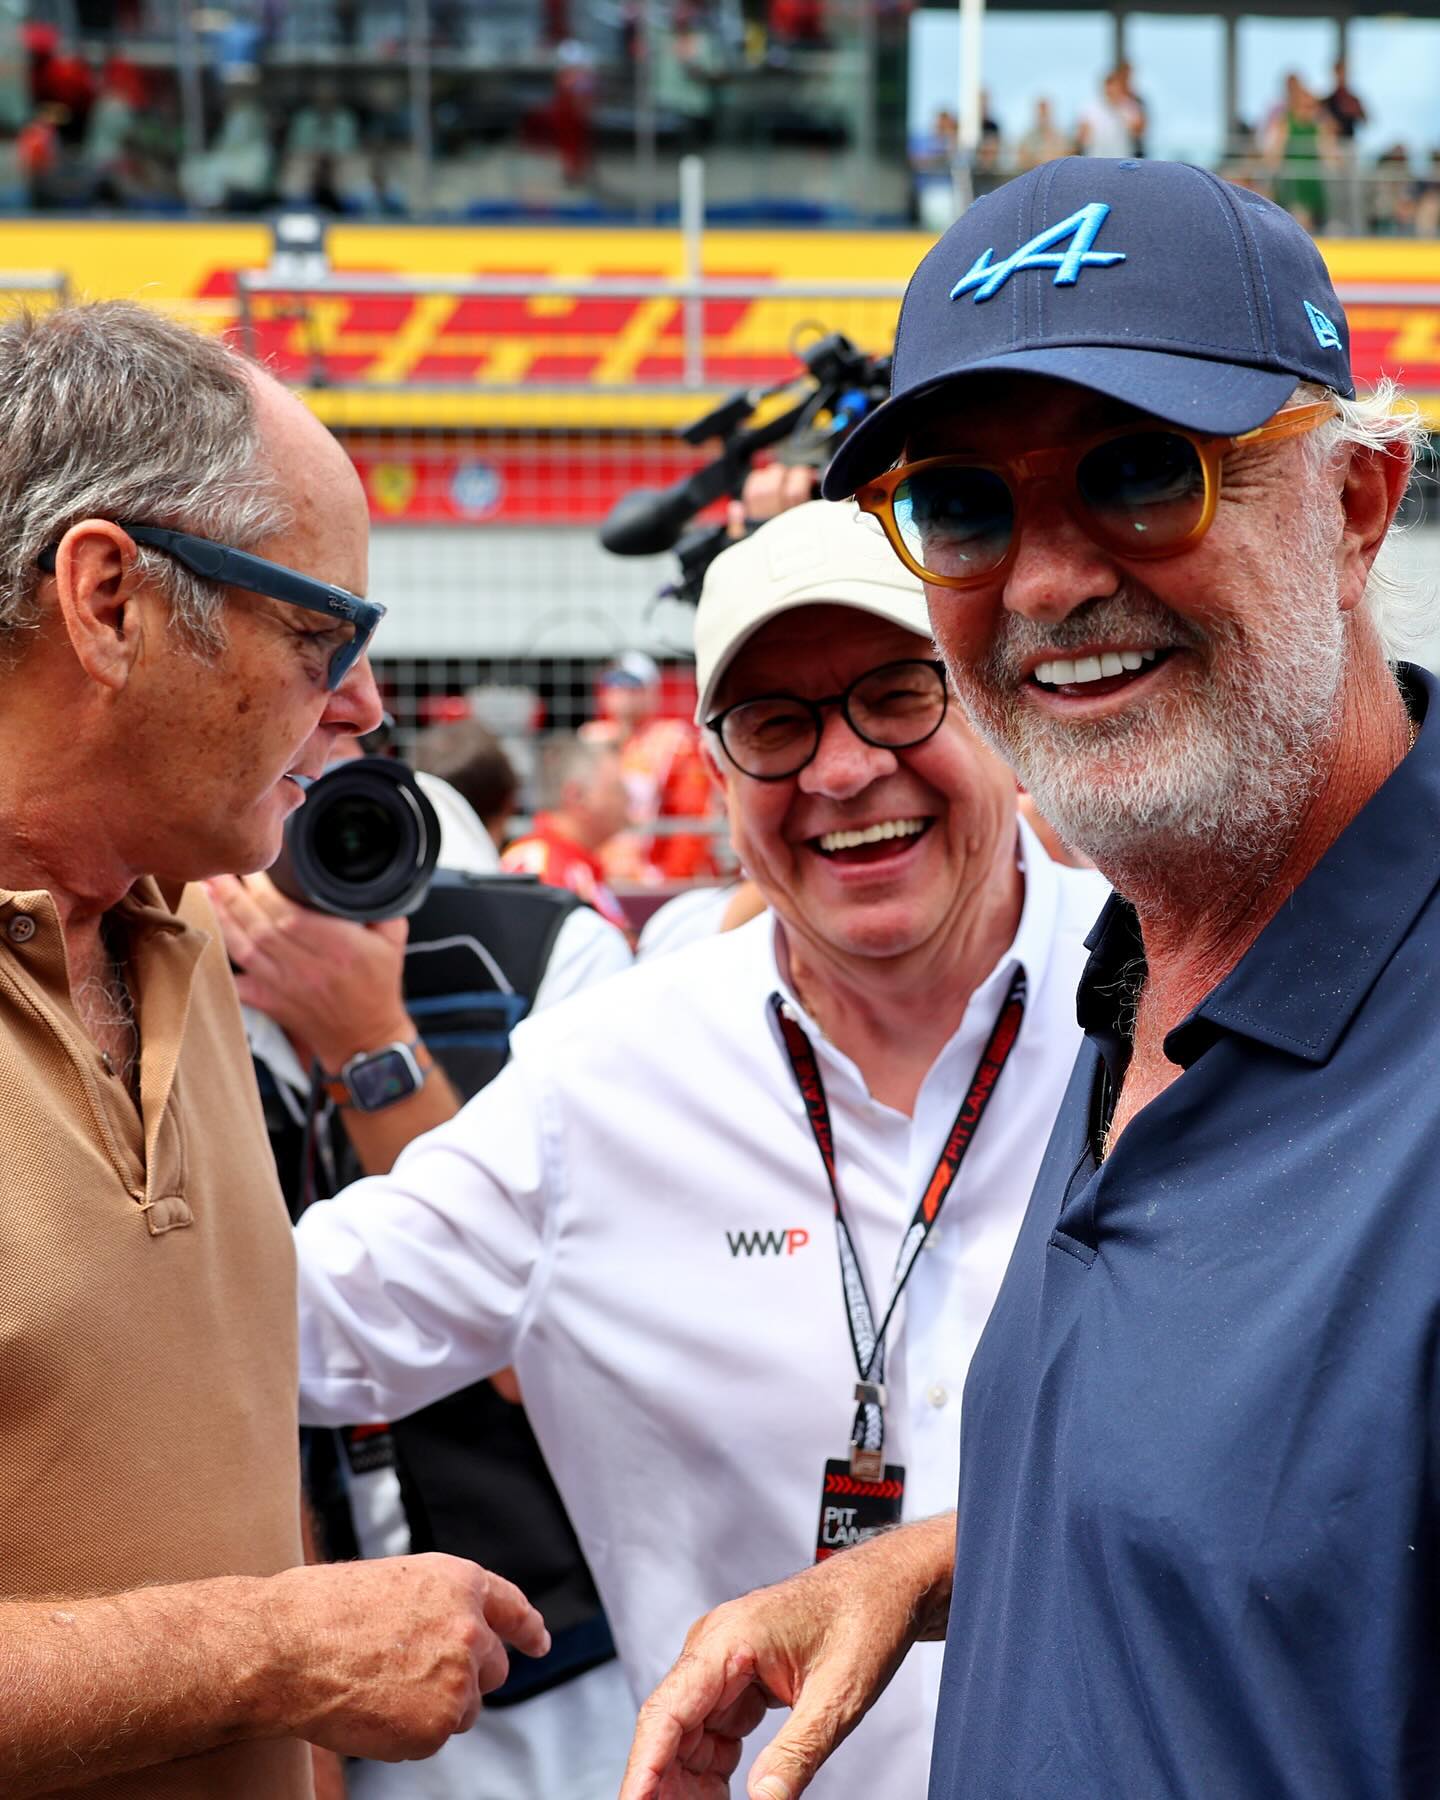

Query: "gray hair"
<box><xmin>0</xmin><ymin>300</ymin><xmax>293</xmax><ymax>653</ymax></box>
<box><xmin>1300</xmin><ymin>376</ymin><xmax>1431</xmax><ymax>661</ymax></box>
<box><xmin>536</xmin><ymin>732</ymin><xmax>616</xmax><ymax>810</ymax></box>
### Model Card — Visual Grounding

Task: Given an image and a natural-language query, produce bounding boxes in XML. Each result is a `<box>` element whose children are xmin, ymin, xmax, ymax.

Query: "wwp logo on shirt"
<box><xmin>726</xmin><ymin>1228</ymin><xmax>811</xmax><ymax>1258</ymax></box>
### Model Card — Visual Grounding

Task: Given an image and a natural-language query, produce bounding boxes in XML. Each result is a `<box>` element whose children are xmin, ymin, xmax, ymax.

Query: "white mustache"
<box><xmin>984</xmin><ymin>591</ymin><xmax>1210</xmax><ymax>684</ymax></box>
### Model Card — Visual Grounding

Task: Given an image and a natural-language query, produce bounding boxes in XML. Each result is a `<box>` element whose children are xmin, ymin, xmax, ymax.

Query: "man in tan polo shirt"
<box><xmin>0</xmin><ymin>301</ymin><xmax>548</xmax><ymax>1799</ymax></box>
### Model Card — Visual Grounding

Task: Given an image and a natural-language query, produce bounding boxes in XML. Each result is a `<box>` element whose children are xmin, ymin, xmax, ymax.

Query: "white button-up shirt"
<box><xmin>296</xmin><ymin>823</ymin><xmax>1108</xmax><ymax>1799</ymax></box>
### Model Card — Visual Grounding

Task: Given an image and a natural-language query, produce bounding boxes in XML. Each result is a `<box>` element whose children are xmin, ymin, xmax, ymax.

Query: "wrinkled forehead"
<box><xmin>904</xmin><ymin>371</ymin><xmax>1160</xmax><ymax>461</ymax></box>
<box><xmin>716</xmin><ymin>603</ymin><xmax>934</xmax><ymax>709</ymax></box>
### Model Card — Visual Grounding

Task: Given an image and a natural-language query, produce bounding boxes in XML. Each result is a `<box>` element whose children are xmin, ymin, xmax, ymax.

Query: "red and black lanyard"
<box><xmin>770</xmin><ymin>966</ymin><xmax>1027</xmax><ymax>1477</ymax></box>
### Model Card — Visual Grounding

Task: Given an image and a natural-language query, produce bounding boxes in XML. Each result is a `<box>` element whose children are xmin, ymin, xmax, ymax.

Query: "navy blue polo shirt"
<box><xmin>930</xmin><ymin>666</ymin><xmax>1440</xmax><ymax>1800</ymax></box>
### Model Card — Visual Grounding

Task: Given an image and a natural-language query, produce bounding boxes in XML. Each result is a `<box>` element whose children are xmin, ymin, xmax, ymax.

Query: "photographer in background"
<box><xmin>412</xmin><ymin>718</ymin><xmax>520</xmax><ymax>853</ymax></box>
<box><xmin>208</xmin><ymin>750</ymin><xmax>635</xmax><ymax>1800</ymax></box>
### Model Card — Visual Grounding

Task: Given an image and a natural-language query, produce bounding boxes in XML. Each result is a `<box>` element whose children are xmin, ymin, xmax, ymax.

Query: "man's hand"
<box><xmin>620</xmin><ymin>1514</ymin><xmax>955</xmax><ymax>1800</ymax></box>
<box><xmin>725</xmin><ymin>463</ymin><xmax>819</xmax><ymax>539</ymax></box>
<box><xmin>269</xmin><ymin>1554</ymin><xmax>550</xmax><ymax>1762</ymax></box>
<box><xmin>205</xmin><ymin>872</ymin><xmax>411</xmax><ymax>1071</ymax></box>
<box><xmin>0</xmin><ymin>1553</ymin><xmax>550</xmax><ymax>1796</ymax></box>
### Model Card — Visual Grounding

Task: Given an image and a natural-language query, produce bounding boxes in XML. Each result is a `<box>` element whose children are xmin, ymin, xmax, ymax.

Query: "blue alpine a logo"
<box><xmin>951</xmin><ymin>202</ymin><xmax>1126</xmax><ymax>304</ymax></box>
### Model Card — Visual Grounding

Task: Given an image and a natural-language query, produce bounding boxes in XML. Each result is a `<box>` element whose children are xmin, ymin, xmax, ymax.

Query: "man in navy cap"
<box><xmin>622</xmin><ymin>159</ymin><xmax>1437</xmax><ymax>1800</ymax></box>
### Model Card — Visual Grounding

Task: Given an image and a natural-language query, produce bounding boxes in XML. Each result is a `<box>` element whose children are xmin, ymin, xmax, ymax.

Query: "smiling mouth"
<box><xmin>1029</xmin><ymin>648</ymin><xmax>1174</xmax><ymax>700</ymax></box>
<box><xmin>810</xmin><ymin>817</ymin><xmax>934</xmax><ymax>862</ymax></box>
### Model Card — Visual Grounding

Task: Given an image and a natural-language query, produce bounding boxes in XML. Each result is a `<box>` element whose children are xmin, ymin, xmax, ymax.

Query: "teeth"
<box><xmin>817</xmin><ymin>817</ymin><xmax>928</xmax><ymax>854</ymax></box>
<box><xmin>1033</xmin><ymin>649</ymin><xmax>1159</xmax><ymax>688</ymax></box>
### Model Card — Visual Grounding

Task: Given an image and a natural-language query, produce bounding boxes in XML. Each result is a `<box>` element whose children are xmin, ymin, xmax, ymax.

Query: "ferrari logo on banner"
<box><xmin>368</xmin><ymin>463</ymin><xmax>417</xmax><ymax>515</ymax></box>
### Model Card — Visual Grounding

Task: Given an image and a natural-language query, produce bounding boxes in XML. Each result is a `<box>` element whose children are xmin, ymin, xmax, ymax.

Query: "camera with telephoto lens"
<box><xmin>598</xmin><ymin>329</ymin><xmax>892</xmax><ymax>605</ymax></box>
<box><xmin>268</xmin><ymin>755</ymin><xmax>440</xmax><ymax>922</ymax></box>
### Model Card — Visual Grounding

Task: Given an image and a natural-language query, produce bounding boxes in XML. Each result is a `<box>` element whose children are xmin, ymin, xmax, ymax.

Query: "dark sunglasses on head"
<box><xmin>857</xmin><ymin>401</ymin><xmax>1334</xmax><ymax>591</ymax></box>
<box><xmin>37</xmin><ymin>522</ymin><xmax>385</xmax><ymax>692</ymax></box>
<box><xmin>707</xmin><ymin>657</ymin><xmax>949</xmax><ymax>782</ymax></box>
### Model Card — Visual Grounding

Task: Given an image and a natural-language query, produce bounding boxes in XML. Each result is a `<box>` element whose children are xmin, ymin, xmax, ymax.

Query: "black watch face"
<box><xmin>348</xmin><ymin>1050</ymin><xmax>418</xmax><ymax>1111</ymax></box>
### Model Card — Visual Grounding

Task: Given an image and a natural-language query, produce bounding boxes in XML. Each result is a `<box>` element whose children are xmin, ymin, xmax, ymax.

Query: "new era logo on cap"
<box><xmin>822</xmin><ymin>158</ymin><xmax>1356</xmax><ymax>502</ymax></box>
<box><xmin>1305</xmin><ymin>301</ymin><xmax>1342</xmax><ymax>350</ymax></box>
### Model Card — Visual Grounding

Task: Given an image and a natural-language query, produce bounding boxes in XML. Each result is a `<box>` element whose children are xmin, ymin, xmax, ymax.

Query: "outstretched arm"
<box><xmin>621</xmin><ymin>1512</ymin><xmax>955</xmax><ymax>1800</ymax></box>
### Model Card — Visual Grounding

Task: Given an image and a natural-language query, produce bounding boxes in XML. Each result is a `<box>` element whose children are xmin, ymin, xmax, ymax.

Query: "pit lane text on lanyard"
<box><xmin>769</xmin><ymin>968</ymin><xmax>1027</xmax><ymax>1559</ymax></box>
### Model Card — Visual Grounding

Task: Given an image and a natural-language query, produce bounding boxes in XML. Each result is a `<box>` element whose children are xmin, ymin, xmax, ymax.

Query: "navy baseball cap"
<box><xmin>823</xmin><ymin>157</ymin><xmax>1354</xmax><ymax>499</ymax></box>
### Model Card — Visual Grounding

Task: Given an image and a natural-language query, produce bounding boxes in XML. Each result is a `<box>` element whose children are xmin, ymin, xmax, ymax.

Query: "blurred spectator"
<box><xmin>1115</xmin><ymin>59</ymin><xmax>1148</xmax><ymax>156</ymax></box>
<box><xmin>769</xmin><ymin>0</ymin><xmax>827</xmax><ymax>46</ymax></box>
<box><xmin>412</xmin><ymin>718</ymin><xmax>520</xmax><ymax>852</ymax></box>
<box><xmin>26</xmin><ymin>24</ymin><xmax>93</xmax><ymax>145</ymax></box>
<box><xmin>16</xmin><ymin>102</ymin><xmax>63</xmax><ymax>201</ymax></box>
<box><xmin>652</xmin><ymin>4</ymin><xmax>725</xmax><ymax>143</ymax></box>
<box><xmin>910</xmin><ymin>104</ymin><xmax>955</xmax><ymax>226</ymax></box>
<box><xmin>1265</xmin><ymin>73</ymin><xmax>1337</xmax><ymax>231</ymax></box>
<box><xmin>1016</xmin><ymin>97</ymin><xmax>1071</xmax><ymax>171</ymax></box>
<box><xmin>1369</xmin><ymin>143</ymin><xmax>1417</xmax><ymax>235</ymax></box>
<box><xmin>1413</xmin><ymin>149</ymin><xmax>1440</xmax><ymax>236</ymax></box>
<box><xmin>972</xmin><ymin>96</ymin><xmax>1006</xmax><ymax>197</ymax></box>
<box><xmin>1077</xmin><ymin>67</ymin><xmax>1145</xmax><ymax>160</ymax></box>
<box><xmin>1323</xmin><ymin>59</ymin><xmax>1368</xmax><ymax>143</ymax></box>
<box><xmin>586</xmin><ymin>651</ymin><xmax>722</xmax><ymax>883</ymax></box>
<box><xmin>182</xmin><ymin>73</ymin><xmax>274</xmax><ymax>211</ymax></box>
<box><xmin>81</xmin><ymin>56</ymin><xmax>147</xmax><ymax>201</ymax></box>
<box><xmin>920</xmin><ymin>105</ymin><xmax>959</xmax><ymax>167</ymax></box>
<box><xmin>502</xmin><ymin>735</ymin><xmax>632</xmax><ymax>932</ymax></box>
<box><xmin>911</xmin><ymin>105</ymin><xmax>978</xmax><ymax>233</ymax></box>
<box><xmin>523</xmin><ymin>37</ymin><xmax>598</xmax><ymax>186</ymax></box>
<box><xmin>280</xmin><ymin>82</ymin><xmax>375</xmax><ymax>211</ymax></box>
<box><xmin>552</xmin><ymin>39</ymin><xmax>597</xmax><ymax>185</ymax></box>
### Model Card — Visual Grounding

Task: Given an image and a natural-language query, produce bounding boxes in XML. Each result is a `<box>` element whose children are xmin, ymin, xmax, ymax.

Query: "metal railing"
<box><xmin>235</xmin><ymin>271</ymin><xmax>907</xmax><ymax>394</ymax></box>
<box><xmin>0</xmin><ymin>271</ymin><xmax>70</xmax><ymax>304</ymax></box>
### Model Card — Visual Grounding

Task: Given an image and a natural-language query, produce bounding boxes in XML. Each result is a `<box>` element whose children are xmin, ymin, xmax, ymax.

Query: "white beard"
<box><xmin>942</xmin><ymin>506</ymin><xmax>1348</xmax><ymax>880</ymax></box>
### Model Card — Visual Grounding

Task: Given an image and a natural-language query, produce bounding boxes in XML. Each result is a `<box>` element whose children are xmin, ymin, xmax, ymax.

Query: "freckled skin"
<box><xmin>107</xmin><ymin>372</ymin><xmax>382</xmax><ymax>885</ymax></box>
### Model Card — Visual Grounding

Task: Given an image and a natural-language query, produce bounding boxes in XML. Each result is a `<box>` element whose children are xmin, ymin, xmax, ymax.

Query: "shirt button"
<box><xmin>7</xmin><ymin>914</ymin><xmax>36</xmax><ymax>944</ymax></box>
<box><xmin>927</xmin><ymin>1383</ymin><xmax>949</xmax><ymax>1408</ymax></box>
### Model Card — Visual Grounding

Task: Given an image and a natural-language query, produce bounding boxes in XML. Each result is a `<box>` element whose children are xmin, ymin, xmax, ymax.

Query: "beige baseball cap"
<box><xmin>693</xmin><ymin>499</ymin><xmax>931</xmax><ymax>725</ymax></box>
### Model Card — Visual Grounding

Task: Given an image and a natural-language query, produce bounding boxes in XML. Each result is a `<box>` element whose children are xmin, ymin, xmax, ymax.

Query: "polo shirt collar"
<box><xmin>1080</xmin><ymin>664</ymin><xmax>1440</xmax><ymax>1068</ymax></box>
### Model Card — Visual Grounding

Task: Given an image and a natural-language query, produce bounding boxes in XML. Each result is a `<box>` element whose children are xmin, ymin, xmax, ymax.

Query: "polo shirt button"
<box><xmin>927</xmin><ymin>1383</ymin><xmax>949</xmax><ymax>1408</ymax></box>
<box><xmin>7</xmin><ymin>914</ymin><xmax>36</xmax><ymax>944</ymax></box>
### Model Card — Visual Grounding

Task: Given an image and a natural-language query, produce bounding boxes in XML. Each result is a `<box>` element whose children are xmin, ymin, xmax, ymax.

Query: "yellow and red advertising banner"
<box><xmin>4</xmin><ymin>220</ymin><xmax>1440</xmax><ymax>437</ymax></box>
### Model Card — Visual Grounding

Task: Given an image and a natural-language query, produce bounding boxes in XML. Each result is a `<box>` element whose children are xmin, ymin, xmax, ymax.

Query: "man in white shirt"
<box><xmin>294</xmin><ymin>500</ymin><xmax>1107</xmax><ymax>1798</ymax></box>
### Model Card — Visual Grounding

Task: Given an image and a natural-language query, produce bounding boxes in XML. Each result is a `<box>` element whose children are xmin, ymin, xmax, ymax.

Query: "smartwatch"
<box><xmin>324</xmin><ymin>1038</ymin><xmax>434</xmax><ymax>1113</ymax></box>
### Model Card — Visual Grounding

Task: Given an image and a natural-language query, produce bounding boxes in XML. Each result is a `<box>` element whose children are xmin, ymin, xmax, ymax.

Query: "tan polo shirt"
<box><xmin>0</xmin><ymin>879</ymin><xmax>311</xmax><ymax>1800</ymax></box>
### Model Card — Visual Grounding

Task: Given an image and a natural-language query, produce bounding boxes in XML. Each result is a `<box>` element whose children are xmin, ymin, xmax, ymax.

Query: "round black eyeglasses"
<box><xmin>707</xmin><ymin>658</ymin><xmax>949</xmax><ymax>782</ymax></box>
